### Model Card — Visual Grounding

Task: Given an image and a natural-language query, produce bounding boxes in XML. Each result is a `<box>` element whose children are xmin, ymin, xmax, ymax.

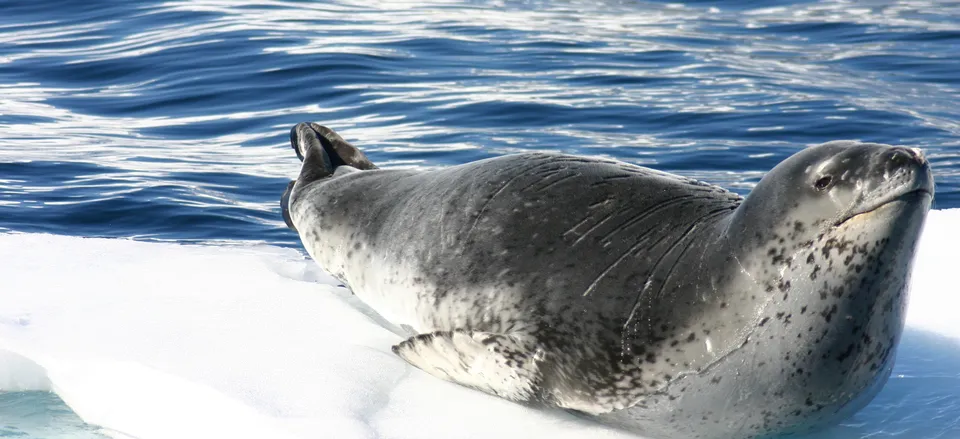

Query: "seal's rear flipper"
<box><xmin>281</xmin><ymin>180</ymin><xmax>297</xmax><ymax>231</ymax></box>
<box><xmin>290</xmin><ymin>122</ymin><xmax>377</xmax><ymax>186</ymax></box>
<box><xmin>392</xmin><ymin>330</ymin><xmax>543</xmax><ymax>404</ymax></box>
<box><xmin>291</xmin><ymin>122</ymin><xmax>336</xmax><ymax>185</ymax></box>
<box><xmin>306</xmin><ymin>123</ymin><xmax>377</xmax><ymax>171</ymax></box>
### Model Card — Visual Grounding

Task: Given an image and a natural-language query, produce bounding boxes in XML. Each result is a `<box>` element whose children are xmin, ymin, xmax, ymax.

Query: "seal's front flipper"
<box><xmin>393</xmin><ymin>330</ymin><xmax>544</xmax><ymax>403</ymax></box>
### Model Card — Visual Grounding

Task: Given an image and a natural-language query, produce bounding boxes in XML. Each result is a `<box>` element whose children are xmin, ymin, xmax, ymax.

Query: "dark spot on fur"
<box><xmin>821</xmin><ymin>304</ymin><xmax>838</xmax><ymax>323</ymax></box>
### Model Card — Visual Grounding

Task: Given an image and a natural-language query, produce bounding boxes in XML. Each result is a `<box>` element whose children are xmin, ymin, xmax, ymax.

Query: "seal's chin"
<box><xmin>834</xmin><ymin>189</ymin><xmax>932</xmax><ymax>227</ymax></box>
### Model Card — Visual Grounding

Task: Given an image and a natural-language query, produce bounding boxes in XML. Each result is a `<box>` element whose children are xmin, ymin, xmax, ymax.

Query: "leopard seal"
<box><xmin>281</xmin><ymin>122</ymin><xmax>933</xmax><ymax>439</ymax></box>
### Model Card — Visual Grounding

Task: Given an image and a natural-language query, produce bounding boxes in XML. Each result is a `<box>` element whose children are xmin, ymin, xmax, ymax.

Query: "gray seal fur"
<box><xmin>281</xmin><ymin>122</ymin><xmax>933</xmax><ymax>439</ymax></box>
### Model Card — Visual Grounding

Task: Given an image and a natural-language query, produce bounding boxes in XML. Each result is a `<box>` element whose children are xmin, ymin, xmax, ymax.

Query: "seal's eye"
<box><xmin>814</xmin><ymin>175</ymin><xmax>833</xmax><ymax>191</ymax></box>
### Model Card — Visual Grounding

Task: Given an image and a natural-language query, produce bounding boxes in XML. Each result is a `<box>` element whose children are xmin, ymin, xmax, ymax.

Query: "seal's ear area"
<box><xmin>281</xmin><ymin>180</ymin><xmax>297</xmax><ymax>231</ymax></box>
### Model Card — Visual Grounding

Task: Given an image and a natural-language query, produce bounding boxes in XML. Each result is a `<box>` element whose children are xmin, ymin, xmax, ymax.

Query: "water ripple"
<box><xmin>1</xmin><ymin>0</ymin><xmax>958</xmax><ymax>244</ymax></box>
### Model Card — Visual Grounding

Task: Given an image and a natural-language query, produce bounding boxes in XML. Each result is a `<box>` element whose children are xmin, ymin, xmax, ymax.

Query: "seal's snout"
<box><xmin>884</xmin><ymin>147</ymin><xmax>926</xmax><ymax>171</ymax></box>
<box><xmin>886</xmin><ymin>148</ymin><xmax>912</xmax><ymax>169</ymax></box>
<box><xmin>879</xmin><ymin>146</ymin><xmax>934</xmax><ymax>195</ymax></box>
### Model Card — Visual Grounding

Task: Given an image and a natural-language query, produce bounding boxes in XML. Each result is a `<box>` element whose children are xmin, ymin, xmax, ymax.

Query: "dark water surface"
<box><xmin>1</xmin><ymin>0</ymin><xmax>959</xmax><ymax>247</ymax></box>
<box><xmin>1</xmin><ymin>0</ymin><xmax>959</xmax><ymax>437</ymax></box>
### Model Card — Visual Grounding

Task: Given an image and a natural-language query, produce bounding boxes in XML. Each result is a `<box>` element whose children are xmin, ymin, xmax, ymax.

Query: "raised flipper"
<box><xmin>290</xmin><ymin>122</ymin><xmax>336</xmax><ymax>185</ymax></box>
<box><xmin>392</xmin><ymin>330</ymin><xmax>545</xmax><ymax>403</ymax></box>
<box><xmin>289</xmin><ymin>122</ymin><xmax>378</xmax><ymax>184</ymax></box>
<box><xmin>305</xmin><ymin>123</ymin><xmax>377</xmax><ymax>170</ymax></box>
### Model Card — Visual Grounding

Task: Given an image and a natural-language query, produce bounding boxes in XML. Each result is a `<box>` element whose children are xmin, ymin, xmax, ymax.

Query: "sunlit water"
<box><xmin>1</xmin><ymin>0</ymin><xmax>959</xmax><ymax>437</ymax></box>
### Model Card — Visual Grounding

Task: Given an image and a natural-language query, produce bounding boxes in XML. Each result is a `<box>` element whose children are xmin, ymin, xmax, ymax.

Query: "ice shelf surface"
<box><xmin>1</xmin><ymin>210</ymin><xmax>958</xmax><ymax>439</ymax></box>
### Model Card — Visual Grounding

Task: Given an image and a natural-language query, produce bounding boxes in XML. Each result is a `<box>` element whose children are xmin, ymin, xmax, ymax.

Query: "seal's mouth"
<box><xmin>834</xmin><ymin>189</ymin><xmax>932</xmax><ymax>227</ymax></box>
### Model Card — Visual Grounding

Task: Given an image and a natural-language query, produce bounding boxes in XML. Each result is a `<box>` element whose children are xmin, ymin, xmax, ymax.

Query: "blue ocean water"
<box><xmin>0</xmin><ymin>0</ymin><xmax>958</xmax><ymax>437</ymax></box>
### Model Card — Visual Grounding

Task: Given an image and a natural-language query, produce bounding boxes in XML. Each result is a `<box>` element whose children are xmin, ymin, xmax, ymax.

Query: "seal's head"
<box><xmin>719</xmin><ymin>141</ymin><xmax>933</xmax><ymax>436</ymax></box>
<box><xmin>733</xmin><ymin>140</ymin><xmax>932</xmax><ymax>238</ymax></box>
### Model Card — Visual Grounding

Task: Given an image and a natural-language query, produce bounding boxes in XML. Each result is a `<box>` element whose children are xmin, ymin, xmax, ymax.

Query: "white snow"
<box><xmin>1</xmin><ymin>209</ymin><xmax>959</xmax><ymax>439</ymax></box>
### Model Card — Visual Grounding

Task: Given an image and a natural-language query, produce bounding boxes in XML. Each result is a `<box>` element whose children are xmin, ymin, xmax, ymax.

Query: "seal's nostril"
<box><xmin>887</xmin><ymin>149</ymin><xmax>912</xmax><ymax>169</ymax></box>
